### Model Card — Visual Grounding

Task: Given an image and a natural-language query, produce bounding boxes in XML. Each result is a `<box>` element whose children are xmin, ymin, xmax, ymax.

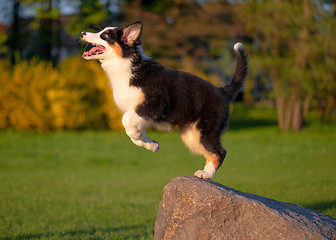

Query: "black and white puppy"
<box><xmin>81</xmin><ymin>21</ymin><xmax>248</xmax><ymax>179</ymax></box>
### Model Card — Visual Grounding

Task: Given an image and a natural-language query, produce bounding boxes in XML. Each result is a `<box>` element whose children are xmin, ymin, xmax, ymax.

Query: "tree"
<box><xmin>308</xmin><ymin>0</ymin><xmax>336</xmax><ymax>122</ymax></box>
<box><xmin>238</xmin><ymin>0</ymin><xmax>336</xmax><ymax>130</ymax></box>
<box><xmin>20</xmin><ymin>0</ymin><xmax>62</xmax><ymax>65</ymax></box>
<box><xmin>7</xmin><ymin>0</ymin><xmax>20</xmax><ymax>65</ymax></box>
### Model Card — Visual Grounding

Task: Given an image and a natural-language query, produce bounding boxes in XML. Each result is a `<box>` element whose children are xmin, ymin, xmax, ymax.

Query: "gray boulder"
<box><xmin>154</xmin><ymin>176</ymin><xmax>336</xmax><ymax>240</ymax></box>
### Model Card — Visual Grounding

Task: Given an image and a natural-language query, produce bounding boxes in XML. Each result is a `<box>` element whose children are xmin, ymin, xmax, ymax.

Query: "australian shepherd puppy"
<box><xmin>81</xmin><ymin>21</ymin><xmax>248</xmax><ymax>179</ymax></box>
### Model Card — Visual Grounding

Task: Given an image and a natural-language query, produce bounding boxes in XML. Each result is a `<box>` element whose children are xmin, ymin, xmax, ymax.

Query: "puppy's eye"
<box><xmin>101</xmin><ymin>32</ymin><xmax>109</xmax><ymax>40</ymax></box>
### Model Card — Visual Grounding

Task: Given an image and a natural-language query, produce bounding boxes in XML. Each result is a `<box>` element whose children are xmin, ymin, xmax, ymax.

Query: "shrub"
<box><xmin>0</xmin><ymin>56</ymin><xmax>123</xmax><ymax>131</ymax></box>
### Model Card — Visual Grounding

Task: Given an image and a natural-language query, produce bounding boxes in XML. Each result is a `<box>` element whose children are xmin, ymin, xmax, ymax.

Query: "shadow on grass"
<box><xmin>1</xmin><ymin>223</ymin><xmax>153</xmax><ymax>240</ymax></box>
<box><xmin>228</xmin><ymin>103</ymin><xmax>278</xmax><ymax>130</ymax></box>
<box><xmin>229</xmin><ymin>118</ymin><xmax>277</xmax><ymax>130</ymax></box>
<box><xmin>304</xmin><ymin>200</ymin><xmax>336</xmax><ymax>215</ymax></box>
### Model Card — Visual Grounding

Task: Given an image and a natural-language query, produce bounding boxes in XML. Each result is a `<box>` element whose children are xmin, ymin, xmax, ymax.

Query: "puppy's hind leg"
<box><xmin>180</xmin><ymin>122</ymin><xmax>226</xmax><ymax>179</ymax></box>
<box><xmin>195</xmin><ymin>133</ymin><xmax>226</xmax><ymax>179</ymax></box>
<box><xmin>122</xmin><ymin>110</ymin><xmax>159</xmax><ymax>152</ymax></box>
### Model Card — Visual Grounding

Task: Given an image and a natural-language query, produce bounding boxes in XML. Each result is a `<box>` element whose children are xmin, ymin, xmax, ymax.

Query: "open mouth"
<box><xmin>83</xmin><ymin>43</ymin><xmax>106</xmax><ymax>57</ymax></box>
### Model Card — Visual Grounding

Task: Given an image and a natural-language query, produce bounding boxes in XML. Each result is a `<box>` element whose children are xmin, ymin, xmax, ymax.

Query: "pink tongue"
<box><xmin>84</xmin><ymin>46</ymin><xmax>104</xmax><ymax>56</ymax></box>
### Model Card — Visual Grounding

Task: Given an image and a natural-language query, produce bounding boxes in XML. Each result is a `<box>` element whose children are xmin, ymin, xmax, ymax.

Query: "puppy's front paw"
<box><xmin>194</xmin><ymin>170</ymin><xmax>213</xmax><ymax>179</ymax></box>
<box><xmin>149</xmin><ymin>141</ymin><xmax>159</xmax><ymax>152</ymax></box>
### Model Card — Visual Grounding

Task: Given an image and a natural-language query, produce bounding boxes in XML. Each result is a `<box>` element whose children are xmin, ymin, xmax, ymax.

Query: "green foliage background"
<box><xmin>1</xmin><ymin>0</ymin><xmax>336</xmax><ymax>131</ymax></box>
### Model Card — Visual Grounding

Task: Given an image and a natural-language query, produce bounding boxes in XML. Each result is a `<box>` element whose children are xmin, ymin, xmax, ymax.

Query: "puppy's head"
<box><xmin>81</xmin><ymin>21</ymin><xmax>142</xmax><ymax>60</ymax></box>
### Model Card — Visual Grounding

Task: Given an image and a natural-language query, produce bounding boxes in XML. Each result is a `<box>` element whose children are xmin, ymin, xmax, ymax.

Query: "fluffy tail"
<box><xmin>220</xmin><ymin>43</ymin><xmax>248</xmax><ymax>101</ymax></box>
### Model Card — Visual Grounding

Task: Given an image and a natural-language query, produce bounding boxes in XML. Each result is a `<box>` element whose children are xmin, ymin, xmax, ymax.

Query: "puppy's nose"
<box><xmin>81</xmin><ymin>31</ymin><xmax>87</xmax><ymax>38</ymax></box>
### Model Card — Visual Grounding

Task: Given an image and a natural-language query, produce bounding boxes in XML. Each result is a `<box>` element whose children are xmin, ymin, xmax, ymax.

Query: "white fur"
<box><xmin>101</xmin><ymin>58</ymin><xmax>143</xmax><ymax>113</ymax></box>
<box><xmin>122</xmin><ymin>110</ymin><xmax>159</xmax><ymax>152</ymax></box>
<box><xmin>82</xmin><ymin>29</ymin><xmax>159</xmax><ymax>152</ymax></box>
<box><xmin>234</xmin><ymin>42</ymin><xmax>243</xmax><ymax>52</ymax></box>
<box><xmin>101</xmin><ymin>57</ymin><xmax>157</xmax><ymax>150</ymax></box>
<box><xmin>151</xmin><ymin>122</ymin><xmax>172</xmax><ymax>132</ymax></box>
<box><xmin>194</xmin><ymin>162</ymin><xmax>216</xmax><ymax>179</ymax></box>
<box><xmin>82</xmin><ymin>29</ymin><xmax>143</xmax><ymax>112</ymax></box>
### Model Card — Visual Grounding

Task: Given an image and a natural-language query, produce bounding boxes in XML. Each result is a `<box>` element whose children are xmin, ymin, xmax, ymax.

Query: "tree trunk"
<box><xmin>9</xmin><ymin>0</ymin><xmax>20</xmax><ymax>65</ymax></box>
<box><xmin>51</xmin><ymin>0</ymin><xmax>61</xmax><ymax>66</ymax></box>
<box><xmin>323</xmin><ymin>95</ymin><xmax>336</xmax><ymax>122</ymax></box>
<box><xmin>275</xmin><ymin>96</ymin><xmax>289</xmax><ymax>130</ymax></box>
<box><xmin>275</xmin><ymin>91</ymin><xmax>303</xmax><ymax>131</ymax></box>
<box><xmin>270</xmin><ymin>70</ymin><xmax>290</xmax><ymax>131</ymax></box>
<box><xmin>39</xmin><ymin>0</ymin><xmax>53</xmax><ymax>61</ymax></box>
<box><xmin>290</xmin><ymin>0</ymin><xmax>309</xmax><ymax>131</ymax></box>
<box><xmin>303</xmin><ymin>94</ymin><xmax>312</xmax><ymax>119</ymax></box>
<box><xmin>291</xmin><ymin>96</ymin><xmax>303</xmax><ymax>131</ymax></box>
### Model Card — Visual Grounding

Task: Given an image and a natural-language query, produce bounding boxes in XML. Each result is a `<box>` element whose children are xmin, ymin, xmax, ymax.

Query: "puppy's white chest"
<box><xmin>111</xmin><ymin>78</ymin><xmax>143</xmax><ymax>112</ymax></box>
<box><xmin>101</xmin><ymin>59</ymin><xmax>143</xmax><ymax>113</ymax></box>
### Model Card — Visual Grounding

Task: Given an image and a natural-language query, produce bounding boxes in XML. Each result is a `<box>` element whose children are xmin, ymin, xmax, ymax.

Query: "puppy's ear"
<box><xmin>122</xmin><ymin>21</ymin><xmax>142</xmax><ymax>46</ymax></box>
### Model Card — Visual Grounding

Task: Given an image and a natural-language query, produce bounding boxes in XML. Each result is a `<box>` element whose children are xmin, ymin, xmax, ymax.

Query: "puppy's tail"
<box><xmin>220</xmin><ymin>43</ymin><xmax>248</xmax><ymax>101</ymax></box>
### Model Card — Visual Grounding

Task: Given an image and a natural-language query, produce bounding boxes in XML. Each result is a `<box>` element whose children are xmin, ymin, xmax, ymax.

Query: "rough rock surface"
<box><xmin>154</xmin><ymin>176</ymin><xmax>336</xmax><ymax>240</ymax></box>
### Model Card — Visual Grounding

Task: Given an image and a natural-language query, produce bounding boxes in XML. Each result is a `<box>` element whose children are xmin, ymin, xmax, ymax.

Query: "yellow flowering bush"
<box><xmin>0</xmin><ymin>56</ymin><xmax>123</xmax><ymax>131</ymax></box>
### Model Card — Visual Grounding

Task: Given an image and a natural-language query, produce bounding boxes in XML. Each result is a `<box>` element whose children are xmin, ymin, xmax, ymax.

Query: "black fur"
<box><xmin>221</xmin><ymin>47</ymin><xmax>248</xmax><ymax>101</ymax></box>
<box><xmin>132</xmin><ymin>59</ymin><xmax>231</xmax><ymax>159</ymax></box>
<box><xmin>98</xmin><ymin>22</ymin><xmax>248</xmax><ymax>170</ymax></box>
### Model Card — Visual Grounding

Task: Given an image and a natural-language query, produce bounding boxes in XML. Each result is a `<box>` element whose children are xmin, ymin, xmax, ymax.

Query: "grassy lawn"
<box><xmin>0</xmin><ymin>104</ymin><xmax>335</xmax><ymax>239</ymax></box>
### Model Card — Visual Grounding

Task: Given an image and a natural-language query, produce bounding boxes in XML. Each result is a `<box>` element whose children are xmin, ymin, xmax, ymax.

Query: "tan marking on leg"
<box><xmin>180</xmin><ymin>122</ymin><xmax>222</xmax><ymax>179</ymax></box>
<box><xmin>204</xmin><ymin>152</ymin><xmax>222</xmax><ymax>170</ymax></box>
<box><xmin>180</xmin><ymin>122</ymin><xmax>206</xmax><ymax>155</ymax></box>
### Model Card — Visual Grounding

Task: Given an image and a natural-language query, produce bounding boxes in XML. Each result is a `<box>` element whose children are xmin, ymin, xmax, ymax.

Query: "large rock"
<box><xmin>154</xmin><ymin>176</ymin><xmax>336</xmax><ymax>240</ymax></box>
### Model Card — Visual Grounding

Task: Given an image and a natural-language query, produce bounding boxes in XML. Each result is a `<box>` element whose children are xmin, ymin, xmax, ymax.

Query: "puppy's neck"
<box><xmin>100</xmin><ymin>58</ymin><xmax>132</xmax><ymax>87</ymax></box>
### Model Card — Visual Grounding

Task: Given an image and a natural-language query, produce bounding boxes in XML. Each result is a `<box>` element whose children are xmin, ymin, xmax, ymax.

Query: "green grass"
<box><xmin>0</xmin><ymin>105</ymin><xmax>335</xmax><ymax>239</ymax></box>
